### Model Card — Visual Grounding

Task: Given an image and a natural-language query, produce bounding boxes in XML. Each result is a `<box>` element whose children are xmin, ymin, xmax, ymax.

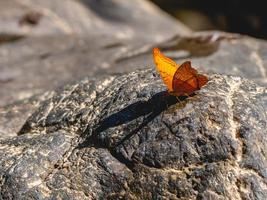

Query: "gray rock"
<box><xmin>1</xmin><ymin>68</ymin><xmax>267</xmax><ymax>199</ymax></box>
<box><xmin>112</xmin><ymin>31</ymin><xmax>267</xmax><ymax>87</ymax></box>
<box><xmin>0</xmin><ymin>0</ymin><xmax>190</xmax><ymax>107</ymax></box>
<box><xmin>1</xmin><ymin>1</ymin><xmax>267</xmax><ymax>199</ymax></box>
<box><xmin>0</xmin><ymin>92</ymin><xmax>53</xmax><ymax>140</ymax></box>
<box><xmin>3</xmin><ymin>31</ymin><xmax>267</xmax><ymax>109</ymax></box>
<box><xmin>166</xmin><ymin>32</ymin><xmax>267</xmax><ymax>86</ymax></box>
<box><xmin>0</xmin><ymin>0</ymin><xmax>190</xmax><ymax>40</ymax></box>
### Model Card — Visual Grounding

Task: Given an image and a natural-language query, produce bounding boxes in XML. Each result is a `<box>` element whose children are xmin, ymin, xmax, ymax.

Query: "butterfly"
<box><xmin>153</xmin><ymin>48</ymin><xmax>208</xmax><ymax>96</ymax></box>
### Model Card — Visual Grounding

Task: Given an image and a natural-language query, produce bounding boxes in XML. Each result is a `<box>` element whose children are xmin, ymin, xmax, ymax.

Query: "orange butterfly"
<box><xmin>153</xmin><ymin>48</ymin><xmax>208</xmax><ymax>96</ymax></box>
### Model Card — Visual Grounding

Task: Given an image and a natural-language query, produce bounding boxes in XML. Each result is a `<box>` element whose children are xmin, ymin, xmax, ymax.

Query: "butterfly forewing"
<box><xmin>153</xmin><ymin>48</ymin><xmax>178</xmax><ymax>92</ymax></box>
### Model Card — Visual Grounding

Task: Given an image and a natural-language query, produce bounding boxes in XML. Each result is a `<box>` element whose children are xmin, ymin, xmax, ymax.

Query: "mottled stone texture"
<box><xmin>1</xmin><ymin>0</ymin><xmax>267</xmax><ymax>199</ymax></box>
<box><xmin>1</xmin><ymin>69</ymin><xmax>267</xmax><ymax>199</ymax></box>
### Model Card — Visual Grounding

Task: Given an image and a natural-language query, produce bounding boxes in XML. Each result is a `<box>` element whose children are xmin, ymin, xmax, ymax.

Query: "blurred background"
<box><xmin>151</xmin><ymin>0</ymin><xmax>267</xmax><ymax>39</ymax></box>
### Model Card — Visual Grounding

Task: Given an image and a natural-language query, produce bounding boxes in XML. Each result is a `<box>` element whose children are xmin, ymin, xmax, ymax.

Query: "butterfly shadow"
<box><xmin>79</xmin><ymin>91</ymin><xmax>191</xmax><ymax>150</ymax></box>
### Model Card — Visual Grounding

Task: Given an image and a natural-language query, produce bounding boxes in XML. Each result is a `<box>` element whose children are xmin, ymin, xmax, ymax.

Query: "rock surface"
<box><xmin>0</xmin><ymin>0</ymin><xmax>190</xmax><ymax>107</ymax></box>
<box><xmin>1</xmin><ymin>0</ymin><xmax>267</xmax><ymax>199</ymax></box>
<box><xmin>1</xmin><ymin>68</ymin><xmax>267</xmax><ymax>199</ymax></box>
<box><xmin>2</xmin><ymin>31</ymin><xmax>267</xmax><ymax>108</ymax></box>
<box><xmin>112</xmin><ymin>31</ymin><xmax>267</xmax><ymax>87</ymax></box>
<box><xmin>0</xmin><ymin>0</ymin><xmax>190</xmax><ymax>40</ymax></box>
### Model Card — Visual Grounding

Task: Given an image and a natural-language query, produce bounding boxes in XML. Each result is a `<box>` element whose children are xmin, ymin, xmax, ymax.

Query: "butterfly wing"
<box><xmin>153</xmin><ymin>48</ymin><xmax>208</xmax><ymax>96</ymax></box>
<box><xmin>172</xmin><ymin>61</ymin><xmax>208</xmax><ymax>96</ymax></box>
<box><xmin>173</xmin><ymin>61</ymin><xmax>197</xmax><ymax>82</ymax></box>
<box><xmin>153</xmin><ymin>48</ymin><xmax>178</xmax><ymax>92</ymax></box>
<box><xmin>196</xmin><ymin>74</ymin><xmax>208</xmax><ymax>88</ymax></box>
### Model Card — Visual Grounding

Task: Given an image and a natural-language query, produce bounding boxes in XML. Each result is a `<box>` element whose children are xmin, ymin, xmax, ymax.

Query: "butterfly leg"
<box><xmin>175</xmin><ymin>96</ymin><xmax>185</xmax><ymax>104</ymax></box>
<box><xmin>185</xmin><ymin>93</ymin><xmax>191</xmax><ymax>99</ymax></box>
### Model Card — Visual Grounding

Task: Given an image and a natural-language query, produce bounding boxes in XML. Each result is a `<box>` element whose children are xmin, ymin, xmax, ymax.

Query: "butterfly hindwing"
<box><xmin>196</xmin><ymin>74</ymin><xmax>209</xmax><ymax>88</ymax></box>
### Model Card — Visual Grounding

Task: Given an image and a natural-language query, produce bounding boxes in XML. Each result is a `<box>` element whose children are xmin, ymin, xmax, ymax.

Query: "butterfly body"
<box><xmin>153</xmin><ymin>48</ymin><xmax>208</xmax><ymax>96</ymax></box>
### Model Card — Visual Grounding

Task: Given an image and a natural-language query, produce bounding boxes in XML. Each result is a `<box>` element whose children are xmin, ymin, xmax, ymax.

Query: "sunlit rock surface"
<box><xmin>1</xmin><ymin>69</ymin><xmax>267</xmax><ymax>199</ymax></box>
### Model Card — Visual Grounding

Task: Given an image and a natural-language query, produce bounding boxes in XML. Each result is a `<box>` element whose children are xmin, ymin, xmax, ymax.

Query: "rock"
<box><xmin>0</xmin><ymin>0</ymin><xmax>190</xmax><ymax>40</ymax></box>
<box><xmin>3</xmin><ymin>30</ymin><xmax>267</xmax><ymax>109</ymax></box>
<box><xmin>0</xmin><ymin>92</ymin><xmax>53</xmax><ymax>140</ymax></box>
<box><xmin>165</xmin><ymin>31</ymin><xmax>267</xmax><ymax>86</ymax></box>
<box><xmin>112</xmin><ymin>31</ymin><xmax>267</xmax><ymax>87</ymax></box>
<box><xmin>1</xmin><ymin>68</ymin><xmax>267</xmax><ymax>199</ymax></box>
<box><xmin>0</xmin><ymin>0</ymin><xmax>191</xmax><ymax>107</ymax></box>
<box><xmin>1</xmin><ymin>1</ymin><xmax>267</xmax><ymax>198</ymax></box>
